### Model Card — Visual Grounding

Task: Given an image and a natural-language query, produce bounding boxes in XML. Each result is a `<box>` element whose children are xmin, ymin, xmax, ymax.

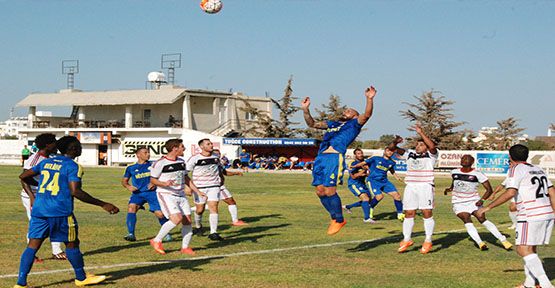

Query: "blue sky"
<box><xmin>1</xmin><ymin>0</ymin><xmax>554</xmax><ymax>139</ymax></box>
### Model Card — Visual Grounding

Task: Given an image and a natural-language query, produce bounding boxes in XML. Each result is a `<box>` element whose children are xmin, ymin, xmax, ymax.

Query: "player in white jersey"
<box><xmin>490</xmin><ymin>178</ymin><xmax>518</xmax><ymax>229</ymax></box>
<box><xmin>477</xmin><ymin>144</ymin><xmax>555</xmax><ymax>288</ymax></box>
<box><xmin>187</xmin><ymin>138</ymin><xmax>225</xmax><ymax>241</ymax></box>
<box><xmin>19</xmin><ymin>133</ymin><xmax>66</xmax><ymax>261</ymax></box>
<box><xmin>444</xmin><ymin>155</ymin><xmax>512</xmax><ymax>251</ymax></box>
<box><xmin>213</xmin><ymin>149</ymin><xmax>247</xmax><ymax>227</ymax></box>
<box><xmin>399</xmin><ymin>124</ymin><xmax>437</xmax><ymax>254</ymax></box>
<box><xmin>149</xmin><ymin>139</ymin><xmax>206</xmax><ymax>256</ymax></box>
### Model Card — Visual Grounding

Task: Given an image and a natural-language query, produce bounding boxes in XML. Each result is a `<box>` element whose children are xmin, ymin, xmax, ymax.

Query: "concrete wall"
<box><xmin>0</xmin><ymin>139</ymin><xmax>28</xmax><ymax>165</ymax></box>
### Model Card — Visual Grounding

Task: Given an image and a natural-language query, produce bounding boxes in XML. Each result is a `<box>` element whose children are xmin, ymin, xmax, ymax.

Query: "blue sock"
<box><xmin>361</xmin><ymin>201</ymin><xmax>370</xmax><ymax>220</ymax></box>
<box><xmin>346</xmin><ymin>201</ymin><xmax>362</xmax><ymax>209</ymax></box>
<box><xmin>319</xmin><ymin>195</ymin><xmax>335</xmax><ymax>220</ymax></box>
<box><xmin>66</xmin><ymin>247</ymin><xmax>86</xmax><ymax>281</ymax></box>
<box><xmin>369</xmin><ymin>198</ymin><xmax>380</xmax><ymax>208</ymax></box>
<box><xmin>328</xmin><ymin>194</ymin><xmax>344</xmax><ymax>223</ymax></box>
<box><xmin>158</xmin><ymin>216</ymin><xmax>168</xmax><ymax>226</ymax></box>
<box><xmin>17</xmin><ymin>247</ymin><xmax>37</xmax><ymax>286</ymax></box>
<box><xmin>394</xmin><ymin>199</ymin><xmax>403</xmax><ymax>213</ymax></box>
<box><xmin>126</xmin><ymin>213</ymin><xmax>137</xmax><ymax>235</ymax></box>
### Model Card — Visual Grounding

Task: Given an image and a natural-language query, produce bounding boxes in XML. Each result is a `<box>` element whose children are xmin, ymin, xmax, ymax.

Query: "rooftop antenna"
<box><xmin>62</xmin><ymin>60</ymin><xmax>79</xmax><ymax>89</ymax></box>
<box><xmin>161</xmin><ymin>53</ymin><xmax>181</xmax><ymax>85</ymax></box>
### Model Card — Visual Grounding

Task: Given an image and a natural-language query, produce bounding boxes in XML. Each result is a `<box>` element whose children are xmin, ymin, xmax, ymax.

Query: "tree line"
<box><xmin>240</xmin><ymin>77</ymin><xmax>554</xmax><ymax>151</ymax></box>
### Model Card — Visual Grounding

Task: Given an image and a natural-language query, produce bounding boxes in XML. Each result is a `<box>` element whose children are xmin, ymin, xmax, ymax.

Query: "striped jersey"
<box><xmin>505</xmin><ymin>163</ymin><xmax>554</xmax><ymax>222</ymax></box>
<box><xmin>450</xmin><ymin>168</ymin><xmax>488</xmax><ymax>204</ymax></box>
<box><xmin>21</xmin><ymin>152</ymin><xmax>49</xmax><ymax>198</ymax></box>
<box><xmin>150</xmin><ymin>157</ymin><xmax>187</xmax><ymax>196</ymax></box>
<box><xmin>186</xmin><ymin>153</ymin><xmax>222</xmax><ymax>188</ymax></box>
<box><xmin>405</xmin><ymin>149</ymin><xmax>438</xmax><ymax>185</ymax></box>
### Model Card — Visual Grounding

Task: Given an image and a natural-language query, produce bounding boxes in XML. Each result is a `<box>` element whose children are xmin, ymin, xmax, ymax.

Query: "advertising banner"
<box><xmin>476</xmin><ymin>152</ymin><xmax>510</xmax><ymax>174</ymax></box>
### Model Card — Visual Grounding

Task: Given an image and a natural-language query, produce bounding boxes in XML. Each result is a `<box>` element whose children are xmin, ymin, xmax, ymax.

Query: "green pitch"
<box><xmin>0</xmin><ymin>166</ymin><xmax>553</xmax><ymax>287</ymax></box>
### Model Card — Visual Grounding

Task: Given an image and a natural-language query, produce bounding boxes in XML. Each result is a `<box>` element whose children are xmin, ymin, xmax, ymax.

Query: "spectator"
<box><xmin>21</xmin><ymin>145</ymin><xmax>31</xmax><ymax>167</ymax></box>
<box><xmin>239</xmin><ymin>149</ymin><xmax>251</xmax><ymax>172</ymax></box>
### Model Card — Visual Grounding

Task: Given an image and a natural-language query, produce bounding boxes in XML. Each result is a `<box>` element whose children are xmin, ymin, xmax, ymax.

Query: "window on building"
<box><xmin>143</xmin><ymin>109</ymin><xmax>151</xmax><ymax>121</ymax></box>
<box><xmin>246</xmin><ymin>112</ymin><xmax>257</xmax><ymax>121</ymax></box>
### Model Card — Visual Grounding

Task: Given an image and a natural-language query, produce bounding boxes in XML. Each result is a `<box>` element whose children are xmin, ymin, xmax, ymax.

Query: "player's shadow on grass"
<box><xmin>480</xmin><ymin>232</ymin><xmax>512</xmax><ymax>250</ymax></box>
<box><xmin>427</xmin><ymin>232</ymin><xmax>469</xmax><ymax>253</ymax></box>
<box><xmin>218</xmin><ymin>213</ymin><xmax>285</xmax><ymax>232</ymax></box>
<box><xmin>37</xmin><ymin>257</ymin><xmax>219</xmax><ymax>287</ymax></box>
<box><xmin>544</xmin><ymin>258</ymin><xmax>555</xmax><ymax>279</ymax></box>
<box><xmin>346</xmin><ymin>234</ymin><xmax>401</xmax><ymax>252</ymax></box>
<box><xmin>83</xmin><ymin>237</ymin><xmax>162</xmax><ymax>257</ymax></box>
<box><xmin>373</xmin><ymin>211</ymin><xmax>398</xmax><ymax>221</ymax></box>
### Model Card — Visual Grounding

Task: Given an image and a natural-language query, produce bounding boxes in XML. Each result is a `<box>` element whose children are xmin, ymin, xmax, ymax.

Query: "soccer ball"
<box><xmin>200</xmin><ymin>0</ymin><xmax>223</xmax><ymax>14</ymax></box>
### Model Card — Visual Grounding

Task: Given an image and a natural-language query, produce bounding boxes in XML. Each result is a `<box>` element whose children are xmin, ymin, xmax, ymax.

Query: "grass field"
<box><xmin>0</xmin><ymin>165</ymin><xmax>553</xmax><ymax>288</ymax></box>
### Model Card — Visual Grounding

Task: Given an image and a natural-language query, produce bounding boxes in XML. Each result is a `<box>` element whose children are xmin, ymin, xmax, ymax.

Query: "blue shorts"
<box><xmin>348</xmin><ymin>182</ymin><xmax>370</xmax><ymax>197</ymax></box>
<box><xmin>129</xmin><ymin>191</ymin><xmax>161</xmax><ymax>212</ymax></box>
<box><xmin>312</xmin><ymin>153</ymin><xmax>345</xmax><ymax>187</ymax></box>
<box><xmin>28</xmin><ymin>214</ymin><xmax>78</xmax><ymax>242</ymax></box>
<box><xmin>367</xmin><ymin>179</ymin><xmax>397</xmax><ymax>196</ymax></box>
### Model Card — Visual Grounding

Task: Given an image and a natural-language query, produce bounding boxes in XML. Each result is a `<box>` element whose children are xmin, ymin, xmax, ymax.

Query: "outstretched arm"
<box><xmin>414</xmin><ymin>124</ymin><xmax>437</xmax><ymax>154</ymax></box>
<box><xmin>387</xmin><ymin>135</ymin><xmax>405</xmax><ymax>155</ymax></box>
<box><xmin>70</xmin><ymin>182</ymin><xmax>119</xmax><ymax>214</ymax></box>
<box><xmin>357</xmin><ymin>86</ymin><xmax>376</xmax><ymax>125</ymax></box>
<box><xmin>476</xmin><ymin>180</ymin><xmax>494</xmax><ymax>207</ymax></box>
<box><xmin>301</xmin><ymin>97</ymin><xmax>328</xmax><ymax>130</ymax></box>
<box><xmin>476</xmin><ymin>188</ymin><xmax>517</xmax><ymax>218</ymax></box>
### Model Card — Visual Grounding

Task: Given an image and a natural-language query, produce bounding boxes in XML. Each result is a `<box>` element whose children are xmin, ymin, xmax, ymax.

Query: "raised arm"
<box><xmin>387</xmin><ymin>135</ymin><xmax>406</xmax><ymax>155</ymax></box>
<box><xmin>414</xmin><ymin>124</ymin><xmax>437</xmax><ymax>154</ymax></box>
<box><xmin>301</xmin><ymin>97</ymin><xmax>328</xmax><ymax>130</ymax></box>
<box><xmin>357</xmin><ymin>86</ymin><xmax>377</xmax><ymax>125</ymax></box>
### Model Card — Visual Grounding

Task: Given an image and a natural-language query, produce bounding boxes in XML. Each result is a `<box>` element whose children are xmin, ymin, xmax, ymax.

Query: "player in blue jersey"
<box><xmin>15</xmin><ymin>136</ymin><xmax>119</xmax><ymax>288</ymax></box>
<box><xmin>343</xmin><ymin>148</ymin><xmax>373</xmax><ymax>222</ymax></box>
<box><xmin>122</xmin><ymin>147</ymin><xmax>170</xmax><ymax>242</ymax></box>
<box><xmin>351</xmin><ymin>136</ymin><xmax>406</xmax><ymax>221</ymax></box>
<box><xmin>301</xmin><ymin>86</ymin><xmax>376</xmax><ymax>235</ymax></box>
<box><xmin>239</xmin><ymin>149</ymin><xmax>251</xmax><ymax>172</ymax></box>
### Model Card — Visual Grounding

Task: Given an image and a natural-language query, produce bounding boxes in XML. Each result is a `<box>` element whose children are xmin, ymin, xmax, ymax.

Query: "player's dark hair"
<box><xmin>56</xmin><ymin>136</ymin><xmax>80</xmax><ymax>154</ymax></box>
<box><xmin>198</xmin><ymin>138</ymin><xmax>210</xmax><ymax>146</ymax></box>
<box><xmin>165</xmin><ymin>138</ymin><xmax>183</xmax><ymax>152</ymax></box>
<box><xmin>135</xmin><ymin>146</ymin><xmax>148</xmax><ymax>153</ymax></box>
<box><xmin>34</xmin><ymin>133</ymin><xmax>56</xmax><ymax>150</ymax></box>
<box><xmin>353</xmin><ymin>148</ymin><xmax>363</xmax><ymax>154</ymax></box>
<box><xmin>509</xmin><ymin>144</ymin><xmax>529</xmax><ymax>162</ymax></box>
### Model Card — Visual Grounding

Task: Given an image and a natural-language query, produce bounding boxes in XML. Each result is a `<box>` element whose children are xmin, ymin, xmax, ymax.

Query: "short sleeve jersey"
<box><xmin>186</xmin><ymin>154</ymin><xmax>222</xmax><ymax>188</ymax></box>
<box><xmin>21</xmin><ymin>152</ymin><xmax>49</xmax><ymax>196</ymax></box>
<box><xmin>239</xmin><ymin>152</ymin><xmax>250</xmax><ymax>163</ymax></box>
<box><xmin>347</xmin><ymin>159</ymin><xmax>367</xmax><ymax>186</ymax></box>
<box><xmin>150</xmin><ymin>157</ymin><xmax>187</xmax><ymax>196</ymax></box>
<box><xmin>450</xmin><ymin>168</ymin><xmax>488</xmax><ymax>204</ymax></box>
<box><xmin>405</xmin><ymin>149</ymin><xmax>438</xmax><ymax>184</ymax></box>
<box><xmin>318</xmin><ymin>119</ymin><xmax>363</xmax><ymax>155</ymax></box>
<box><xmin>365</xmin><ymin>156</ymin><xmax>396</xmax><ymax>182</ymax></box>
<box><xmin>123</xmin><ymin>161</ymin><xmax>154</xmax><ymax>193</ymax></box>
<box><xmin>505</xmin><ymin>163</ymin><xmax>554</xmax><ymax>222</ymax></box>
<box><xmin>30</xmin><ymin>155</ymin><xmax>82</xmax><ymax>217</ymax></box>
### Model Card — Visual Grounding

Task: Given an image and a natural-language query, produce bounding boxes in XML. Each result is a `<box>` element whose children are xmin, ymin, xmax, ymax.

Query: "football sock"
<box><xmin>523</xmin><ymin>254</ymin><xmax>553</xmax><ymax>288</ymax></box>
<box><xmin>318</xmin><ymin>195</ymin><xmax>335</xmax><ymax>220</ymax></box>
<box><xmin>509</xmin><ymin>211</ymin><xmax>517</xmax><ymax>226</ymax></box>
<box><xmin>126</xmin><ymin>213</ymin><xmax>137</xmax><ymax>235</ymax></box>
<box><xmin>209</xmin><ymin>213</ymin><xmax>219</xmax><ymax>234</ymax></box>
<box><xmin>17</xmin><ymin>247</ymin><xmax>37</xmax><ymax>286</ymax></box>
<box><xmin>394</xmin><ymin>200</ymin><xmax>403</xmax><ymax>213</ymax></box>
<box><xmin>228</xmin><ymin>204</ymin><xmax>238</xmax><ymax>223</ymax></box>
<box><xmin>423</xmin><ymin>217</ymin><xmax>435</xmax><ymax>242</ymax></box>
<box><xmin>181</xmin><ymin>224</ymin><xmax>193</xmax><ymax>248</ymax></box>
<box><xmin>361</xmin><ymin>201</ymin><xmax>370</xmax><ymax>220</ymax></box>
<box><xmin>464</xmin><ymin>223</ymin><xmax>482</xmax><ymax>245</ymax></box>
<box><xmin>328</xmin><ymin>194</ymin><xmax>344</xmax><ymax>223</ymax></box>
<box><xmin>51</xmin><ymin>241</ymin><xmax>63</xmax><ymax>255</ymax></box>
<box><xmin>481</xmin><ymin>220</ymin><xmax>507</xmax><ymax>242</ymax></box>
<box><xmin>402</xmin><ymin>217</ymin><xmax>414</xmax><ymax>242</ymax></box>
<box><xmin>158</xmin><ymin>217</ymin><xmax>168</xmax><ymax>226</ymax></box>
<box><xmin>346</xmin><ymin>201</ymin><xmax>362</xmax><ymax>209</ymax></box>
<box><xmin>194</xmin><ymin>212</ymin><xmax>203</xmax><ymax>229</ymax></box>
<box><xmin>66</xmin><ymin>247</ymin><xmax>86</xmax><ymax>281</ymax></box>
<box><xmin>369</xmin><ymin>198</ymin><xmax>380</xmax><ymax>208</ymax></box>
<box><xmin>523</xmin><ymin>265</ymin><xmax>537</xmax><ymax>288</ymax></box>
<box><xmin>154</xmin><ymin>220</ymin><xmax>177</xmax><ymax>242</ymax></box>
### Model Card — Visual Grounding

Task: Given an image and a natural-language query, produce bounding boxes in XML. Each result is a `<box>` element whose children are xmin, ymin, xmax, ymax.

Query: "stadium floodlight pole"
<box><xmin>161</xmin><ymin>53</ymin><xmax>182</xmax><ymax>85</ymax></box>
<box><xmin>62</xmin><ymin>60</ymin><xmax>79</xmax><ymax>89</ymax></box>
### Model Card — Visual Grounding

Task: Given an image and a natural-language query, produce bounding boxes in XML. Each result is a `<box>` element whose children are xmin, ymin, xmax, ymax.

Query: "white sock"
<box><xmin>423</xmin><ymin>217</ymin><xmax>435</xmax><ymax>243</ymax></box>
<box><xmin>509</xmin><ymin>211</ymin><xmax>517</xmax><ymax>226</ymax></box>
<box><xmin>523</xmin><ymin>265</ymin><xmax>537</xmax><ymax>288</ymax></box>
<box><xmin>402</xmin><ymin>217</ymin><xmax>414</xmax><ymax>242</ymax></box>
<box><xmin>523</xmin><ymin>254</ymin><xmax>553</xmax><ymax>288</ymax></box>
<box><xmin>481</xmin><ymin>220</ymin><xmax>507</xmax><ymax>242</ymax></box>
<box><xmin>154</xmin><ymin>220</ymin><xmax>177</xmax><ymax>242</ymax></box>
<box><xmin>51</xmin><ymin>242</ymin><xmax>63</xmax><ymax>255</ymax></box>
<box><xmin>194</xmin><ymin>213</ymin><xmax>202</xmax><ymax>229</ymax></box>
<box><xmin>209</xmin><ymin>213</ymin><xmax>219</xmax><ymax>234</ymax></box>
<box><xmin>464</xmin><ymin>223</ymin><xmax>483</xmax><ymax>245</ymax></box>
<box><xmin>228</xmin><ymin>205</ymin><xmax>238</xmax><ymax>223</ymax></box>
<box><xmin>181</xmin><ymin>224</ymin><xmax>193</xmax><ymax>249</ymax></box>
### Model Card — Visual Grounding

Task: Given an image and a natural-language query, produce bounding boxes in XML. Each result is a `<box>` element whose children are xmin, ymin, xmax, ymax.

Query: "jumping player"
<box><xmin>301</xmin><ymin>85</ymin><xmax>376</xmax><ymax>235</ymax></box>
<box><xmin>398</xmin><ymin>124</ymin><xmax>437</xmax><ymax>254</ymax></box>
<box><xmin>444</xmin><ymin>155</ymin><xmax>512</xmax><ymax>251</ymax></box>
<box><xmin>121</xmin><ymin>147</ymin><xmax>170</xmax><ymax>242</ymax></box>
<box><xmin>15</xmin><ymin>136</ymin><xmax>119</xmax><ymax>287</ymax></box>
<box><xmin>477</xmin><ymin>144</ymin><xmax>554</xmax><ymax>288</ymax></box>
<box><xmin>149</xmin><ymin>139</ymin><xmax>206</xmax><ymax>255</ymax></box>
<box><xmin>20</xmin><ymin>133</ymin><xmax>66</xmax><ymax>261</ymax></box>
<box><xmin>343</xmin><ymin>148</ymin><xmax>373</xmax><ymax>222</ymax></box>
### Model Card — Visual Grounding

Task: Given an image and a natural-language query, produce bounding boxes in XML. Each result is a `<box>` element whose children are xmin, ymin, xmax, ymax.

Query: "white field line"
<box><xmin>0</xmin><ymin>228</ymin><xmax>467</xmax><ymax>279</ymax></box>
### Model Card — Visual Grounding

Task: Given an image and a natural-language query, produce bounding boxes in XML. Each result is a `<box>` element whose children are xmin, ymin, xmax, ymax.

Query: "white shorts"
<box><xmin>452</xmin><ymin>201</ymin><xmax>480</xmax><ymax>215</ymax></box>
<box><xmin>21</xmin><ymin>193</ymin><xmax>32</xmax><ymax>220</ymax></box>
<box><xmin>219</xmin><ymin>185</ymin><xmax>233</xmax><ymax>200</ymax></box>
<box><xmin>515</xmin><ymin>219</ymin><xmax>553</xmax><ymax>246</ymax></box>
<box><xmin>193</xmin><ymin>187</ymin><xmax>220</xmax><ymax>204</ymax></box>
<box><xmin>157</xmin><ymin>193</ymin><xmax>191</xmax><ymax>218</ymax></box>
<box><xmin>403</xmin><ymin>183</ymin><xmax>434</xmax><ymax>210</ymax></box>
